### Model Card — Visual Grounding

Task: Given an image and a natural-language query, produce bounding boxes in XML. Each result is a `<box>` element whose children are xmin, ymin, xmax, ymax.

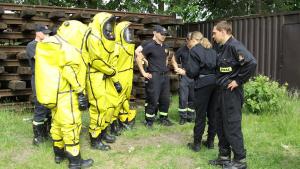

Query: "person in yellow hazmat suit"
<box><xmin>109</xmin><ymin>21</ymin><xmax>136</xmax><ymax>136</ymax></box>
<box><xmin>35</xmin><ymin>20</ymin><xmax>93</xmax><ymax>169</ymax></box>
<box><xmin>85</xmin><ymin>12</ymin><xmax>122</xmax><ymax>151</ymax></box>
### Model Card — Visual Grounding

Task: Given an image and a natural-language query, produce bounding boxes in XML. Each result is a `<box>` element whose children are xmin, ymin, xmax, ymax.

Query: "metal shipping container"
<box><xmin>179</xmin><ymin>11</ymin><xmax>300</xmax><ymax>89</ymax></box>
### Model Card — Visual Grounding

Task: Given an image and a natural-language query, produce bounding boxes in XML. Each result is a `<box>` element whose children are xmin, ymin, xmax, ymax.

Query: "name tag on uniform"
<box><xmin>220</xmin><ymin>67</ymin><xmax>232</xmax><ymax>73</ymax></box>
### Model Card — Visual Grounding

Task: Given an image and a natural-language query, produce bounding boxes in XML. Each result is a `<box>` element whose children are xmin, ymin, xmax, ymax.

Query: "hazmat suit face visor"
<box><xmin>123</xmin><ymin>27</ymin><xmax>135</xmax><ymax>44</ymax></box>
<box><xmin>103</xmin><ymin>17</ymin><xmax>116</xmax><ymax>40</ymax></box>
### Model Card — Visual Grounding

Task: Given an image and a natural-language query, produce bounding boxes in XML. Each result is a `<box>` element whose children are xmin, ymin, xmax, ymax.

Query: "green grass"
<box><xmin>0</xmin><ymin>95</ymin><xmax>299</xmax><ymax>169</ymax></box>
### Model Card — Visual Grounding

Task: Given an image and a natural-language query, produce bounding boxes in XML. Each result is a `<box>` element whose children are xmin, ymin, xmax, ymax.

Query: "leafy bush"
<box><xmin>243</xmin><ymin>75</ymin><xmax>288</xmax><ymax>114</ymax></box>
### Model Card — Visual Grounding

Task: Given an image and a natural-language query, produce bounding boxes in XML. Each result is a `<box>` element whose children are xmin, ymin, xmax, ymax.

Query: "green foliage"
<box><xmin>243</xmin><ymin>75</ymin><xmax>288</xmax><ymax>114</ymax></box>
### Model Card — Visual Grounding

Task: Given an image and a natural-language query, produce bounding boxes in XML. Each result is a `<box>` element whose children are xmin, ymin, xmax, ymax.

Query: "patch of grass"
<box><xmin>0</xmin><ymin>96</ymin><xmax>299</xmax><ymax>169</ymax></box>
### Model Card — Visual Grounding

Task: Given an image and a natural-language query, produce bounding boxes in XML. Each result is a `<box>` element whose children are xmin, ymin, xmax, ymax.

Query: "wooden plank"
<box><xmin>17</xmin><ymin>66</ymin><xmax>32</xmax><ymax>75</ymax></box>
<box><xmin>0</xmin><ymin>66</ymin><xmax>4</xmax><ymax>74</ymax></box>
<box><xmin>0</xmin><ymin>88</ymin><xmax>32</xmax><ymax>97</ymax></box>
<box><xmin>20</xmin><ymin>9</ymin><xmax>37</xmax><ymax>19</ymax></box>
<box><xmin>48</xmin><ymin>11</ymin><xmax>65</xmax><ymax>20</ymax></box>
<box><xmin>121</xmin><ymin>15</ymin><xmax>141</xmax><ymax>23</ymax></box>
<box><xmin>141</xmin><ymin>17</ymin><xmax>161</xmax><ymax>25</ymax></box>
<box><xmin>0</xmin><ymin>52</ymin><xmax>8</xmax><ymax>60</ymax></box>
<box><xmin>16</xmin><ymin>51</ymin><xmax>27</xmax><ymax>60</ymax></box>
<box><xmin>0</xmin><ymin>23</ymin><xmax>7</xmax><ymax>31</ymax></box>
<box><xmin>0</xmin><ymin>74</ymin><xmax>31</xmax><ymax>81</ymax></box>
<box><xmin>70</xmin><ymin>12</ymin><xmax>91</xmax><ymax>20</ymax></box>
<box><xmin>1</xmin><ymin>60</ymin><xmax>21</xmax><ymax>67</ymax></box>
<box><xmin>8</xmin><ymin>80</ymin><xmax>26</xmax><ymax>90</ymax></box>
<box><xmin>21</xmin><ymin>23</ymin><xmax>36</xmax><ymax>32</ymax></box>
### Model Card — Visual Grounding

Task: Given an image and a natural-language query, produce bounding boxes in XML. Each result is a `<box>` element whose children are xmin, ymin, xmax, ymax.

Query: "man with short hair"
<box><xmin>26</xmin><ymin>24</ymin><xmax>52</xmax><ymax>146</ymax></box>
<box><xmin>209</xmin><ymin>21</ymin><xmax>257</xmax><ymax>169</ymax></box>
<box><xmin>135</xmin><ymin>25</ymin><xmax>173</xmax><ymax>127</ymax></box>
<box><xmin>171</xmin><ymin>32</ymin><xmax>195</xmax><ymax>125</ymax></box>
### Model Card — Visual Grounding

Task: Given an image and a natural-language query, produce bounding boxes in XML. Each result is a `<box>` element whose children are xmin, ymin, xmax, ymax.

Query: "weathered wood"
<box><xmin>161</xmin><ymin>18</ymin><xmax>183</xmax><ymax>26</ymax></box>
<box><xmin>17</xmin><ymin>67</ymin><xmax>32</xmax><ymax>75</ymax></box>
<box><xmin>48</xmin><ymin>11</ymin><xmax>65</xmax><ymax>20</ymax></box>
<box><xmin>16</xmin><ymin>51</ymin><xmax>27</xmax><ymax>60</ymax></box>
<box><xmin>21</xmin><ymin>23</ymin><xmax>36</xmax><ymax>32</ymax></box>
<box><xmin>0</xmin><ymin>52</ymin><xmax>8</xmax><ymax>60</ymax></box>
<box><xmin>20</xmin><ymin>9</ymin><xmax>37</xmax><ymax>19</ymax></box>
<box><xmin>8</xmin><ymin>80</ymin><xmax>26</xmax><ymax>90</ymax></box>
<box><xmin>0</xmin><ymin>67</ymin><xmax>4</xmax><ymax>74</ymax></box>
<box><xmin>141</xmin><ymin>17</ymin><xmax>161</xmax><ymax>25</ymax></box>
<box><xmin>0</xmin><ymin>7</ymin><xmax>4</xmax><ymax>17</ymax></box>
<box><xmin>0</xmin><ymin>23</ymin><xmax>7</xmax><ymax>31</ymax></box>
<box><xmin>70</xmin><ymin>12</ymin><xmax>91</xmax><ymax>20</ymax></box>
<box><xmin>121</xmin><ymin>15</ymin><xmax>141</xmax><ymax>23</ymax></box>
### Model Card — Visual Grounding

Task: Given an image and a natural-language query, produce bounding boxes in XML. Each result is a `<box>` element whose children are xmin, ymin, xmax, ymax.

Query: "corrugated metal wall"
<box><xmin>179</xmin><ymin>12</ymin><xmax>300</xmax><ymax>86</ymax></box>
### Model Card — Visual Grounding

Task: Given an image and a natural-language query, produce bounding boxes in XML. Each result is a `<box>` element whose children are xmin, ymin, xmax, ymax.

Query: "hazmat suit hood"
<box><xmin>57</xmin><ymin>20</ymin><xmax>88</xmax><ymax>51</ymax></box>
<box><xmin>89</xmin><ymin>12</ymin><xmax>116</xmax><ymax>53</ymax></box>
<box><xmin>115</xmin><ymin>21</ymin><xmax>135</xmax><ymax>57</ymax></box>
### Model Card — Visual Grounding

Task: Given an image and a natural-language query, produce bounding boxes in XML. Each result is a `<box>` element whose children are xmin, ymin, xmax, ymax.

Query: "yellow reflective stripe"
<box><xmin>178</xmin><ymin>108</ymin><xmax>187</xmax><ymax>112</ymax></box>
<box><xmin>145</xmin><ymin>113</ymin><xmax>155</xmax><ymax>118</ymax></box>
<box><xmin>187</xmin><ymin>108</ymin><xmax>195</xmax><ymax>112</ymax></box>
<box><xmin>159</xmin><ymin>112</ymin><xmax>168</xmax><ymax>116</ymax></box>
<box><xmin>220</xmin><ymin>67</ymin><xmax>232</xmax><ymax>73</ymax></box>
<box><xmin>145</xmin><ymin>103</ymin><xmax>148</xmax><ymax>107</ymax></box>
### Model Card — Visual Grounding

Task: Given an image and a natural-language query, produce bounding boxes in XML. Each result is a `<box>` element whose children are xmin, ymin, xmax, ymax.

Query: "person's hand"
<box><xmin>78</xmin><ymin>92</ymin><xmax>89</xmax><ymax>111</ymax></box>
<box><xmin>175</xmin><ymin>68</ymin><xmax>186</xmax><ymax>75</ymax></box>
<box><xmin>227</xmin><ymin>80</ymin><xmax>238</xmax><ymax>91</ymax></box>
<box><xmin>114</xmin><ymin>81</ymin><xmax>122</xmax><ymax>93</ymax></box>
<box><xmin>142</xmin><ymin>72</ymin><xmax>152</xmax><ymax>79</ymax></box>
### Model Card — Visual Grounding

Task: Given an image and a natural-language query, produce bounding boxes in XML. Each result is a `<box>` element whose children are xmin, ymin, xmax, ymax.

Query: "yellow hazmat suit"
<box><xmin>86</xmin><ymin>12</ymin><xmax>119</xmax><ymax>149</ymax></box>
<box><xmin>112</xmin><ymin>21</ymin><xmax>136</xmax><ymax>124</ymax></box>
<box><xmin>35</xmin><ymin>20</ymin><xmax>93</xmax><ymax>168</ymax></box>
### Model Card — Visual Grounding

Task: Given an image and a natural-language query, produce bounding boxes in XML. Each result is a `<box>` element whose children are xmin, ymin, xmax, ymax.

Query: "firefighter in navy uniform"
<box><xmin>209</xmin><ymin>21</ymin><xmax>257</xmax><ymax>169</ymax></box>
<box><xmin>178</xmin><ymin>32</ymin><xmax>217</xmax><ymax>151</ymax></box>
<box><xmin>26</xmin><ymin>25</ymin><xmax>52</xmax><ymax>146</ymax></box>
<box><xmin>135</xmin><ymin>25</ymin><xmax>173</xmax><ymax>127</ymax></box>
<box><xmin>171</xmin><ymin>32</ymin><xmax>195</xmax><ymax>125</ymax></box>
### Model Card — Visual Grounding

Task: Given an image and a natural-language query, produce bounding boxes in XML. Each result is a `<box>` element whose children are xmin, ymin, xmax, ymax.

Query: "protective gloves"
<box><xmin>113</xmin><ymin>82</ymin><xmax>122</xmax><ymax>93</ymax></box>
<box><xmin>78</xmin><ymin>92</ymin><xmax>89</xmax><ymax>111</ymax></box>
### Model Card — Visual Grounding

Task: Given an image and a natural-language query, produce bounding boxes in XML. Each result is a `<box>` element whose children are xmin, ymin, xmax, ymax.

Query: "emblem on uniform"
<box><xmin>220</xmin><ymin>67</ymin><xmax>232</xmax><ymax>73</ymax></box>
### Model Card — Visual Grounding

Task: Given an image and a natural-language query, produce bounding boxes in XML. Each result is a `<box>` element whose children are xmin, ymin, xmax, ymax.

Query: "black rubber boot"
<box><xmin>53</xmin><ymin>146</ymin><xmax>65</xmax><ymax>164</ymax></box>
<box><xmin>187</xmin><ymin>142</ymin><xmax>201</xmax><ymax>152</ymax></box>
<box><xmin>203</xmin><ymin>136</ymin><xmax>214</xmax><ymax>149</ymax></box>
<box><xmin>43</xmin><ymin>117</ymin><xmax>52</xmax><ymax>140</ymax></box>
<box><xmin>158</xmin><ymin>116</ymin><xmax>173</xmax><ymax>126</ymax></box>
<box><xmin>32</xmin><ymin>123</ymin><xmax>46</xmax><ymax>146</ymax></box>
<box><xmin>102</xmin><ymin>128</ymin><xmax>116</xmax><ymax>143</ymax></box>
<box><xmin>66</xmin><ymin>152</ymin><xmax>94</xmax><ymax>169</ymax></box>
<box><xmin>90</xmin><ymin>134</ymin><xmax>111</xmax><ymax>151</ymax></box>
<box><xmin>209</xmin><ymin>155</ymin><xmax>231</xmax><ymax>167</ymax></box>
<box><xmin>179</xmin><ymin>117</ymin><xmax>186</xmax><ymax>125</ymax></box>
<box><xmin>223</xmin><ymin>159</ymin><xmax>247</xmax><ymax>169</ymax></box>
<box><xmin>110</xmin><ymin>120</ymin><xmax>121</xmax><ymax>136</ymax></box>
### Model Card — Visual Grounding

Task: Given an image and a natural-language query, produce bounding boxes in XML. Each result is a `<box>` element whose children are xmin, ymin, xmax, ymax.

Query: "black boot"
<box><xmin>90</xmin><ymin>134</ymin><xmax>111</xmax><ymax>151</ymax></box>
<box><xmin>32</xmin><ymin>123</ymin><xmax>46</xmax><ymax>145</ymax></box>
<box><xmin>179</xmin><ymin>117</ymin><xmax>186</xmax><ymax>125</ymax></box>
<box><xmin>202</xmin><ymin>137</ymin><xmax>214</xmax><ymax>149</ymax></box>
<box><xmin>209</xmin><ymin>155</ymin><xmax>231</xmax><ymax>166</ymax></box>
<box><xmin>102</xmin><ymin>128</ymin><xmax>116</xmax><ymax>143</ymax></box>
<box><xmin>66</xmin><ymin>152</ymin><xmax>94</xmax><ymax>169</ymax></box>
<box><xmin>53</xmin><ymin>146</ymin><xmax>65</xmax><ymax>164</ymax></box>
<box><xmin>223</xmin><ymin>159</ymin><xmax>247</xmax><ymax>169</ymax></box>
<box><xmin>110</xmin><ymin>120</ymin><xmax>121</xmax><ymax>136</ymax></box>
<box><xmin>187</xmin><ymin>142</ymin><xmax>201</xmax><ymax>152</ymax></box>
<box><xmin>44</xmin><ymin>117</ymin><xmax>52</xmax><ymax>140</ymax></box>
